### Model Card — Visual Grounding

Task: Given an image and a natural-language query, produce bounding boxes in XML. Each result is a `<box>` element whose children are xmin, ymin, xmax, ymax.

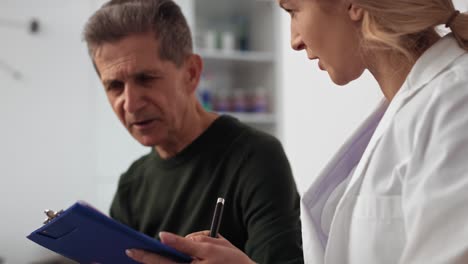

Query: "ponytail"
<box><xmin>447</xmin><ymin>10</ymin><xmax>468</xmax><ymax>50</ymax></box>
<box><xmin>354</xmin><ymin>0</ymin><xmax>468</xmax><ymax>62</ymax></box>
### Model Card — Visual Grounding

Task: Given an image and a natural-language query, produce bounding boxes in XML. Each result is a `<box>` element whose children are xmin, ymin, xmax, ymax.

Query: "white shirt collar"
<box><xmin>406</xmin><ymin>33</ymin><xmax>466</xmax><ymax>91</ymax></box>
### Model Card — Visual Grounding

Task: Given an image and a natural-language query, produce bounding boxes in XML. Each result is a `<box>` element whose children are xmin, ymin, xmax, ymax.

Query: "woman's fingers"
<box><xmin>126</xmin><ymin>249</ymin><xmax>176</xmax><ymax>264</ymax></box>
<box><xmin>185</xmin><ymin>230</ymin><xmax>211</xmax><ymax>238</ymax></box>
<box><xmin>160</xmin><ymin>232</ymin><xmax>211</xmax><ymax>258</ymax></box>
<box><xmin>128</xmin><ymin>232</ymin><xmax>254</xmax><ymax>264</ymax></box>
<box><xmin>185</xmin><ymin>231</ymin><xmax>231</xmax><ymax>247</ymax></box>
<box><xmin>190</xmin><ymin>235</ymin><xmax>233</xmax><ymax>248</ymax></box>
<box><xmin>186</xmin><ymin>230</ymin><xmax>226</xmax><ymax>240</ymax></box>
<box><xmin>159</xmin><ymin>232</ymin><xmax>237</xmax><ymax>260</ymax></box>
<box><xmin>125</xmin><ymin>232</ymin><xmax>251</xmax><ymax>264</ymax></box>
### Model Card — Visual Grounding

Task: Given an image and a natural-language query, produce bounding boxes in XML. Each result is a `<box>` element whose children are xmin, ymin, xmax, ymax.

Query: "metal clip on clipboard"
<box><xmin>43</xmin><ymin>209</ymin><xmax>64</xmax><ymax>224</ymax></box>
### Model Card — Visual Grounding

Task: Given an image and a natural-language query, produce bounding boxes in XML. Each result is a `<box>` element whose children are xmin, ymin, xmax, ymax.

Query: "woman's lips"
<box><xmin>318</xmin><ymin>61</ymin><xmax>325</xmax><ymax>71</ymax></box>
<box><xmin>309</xmin><ymin>56</ymin><xmax>325</xmax><ymax>71</ymax></box>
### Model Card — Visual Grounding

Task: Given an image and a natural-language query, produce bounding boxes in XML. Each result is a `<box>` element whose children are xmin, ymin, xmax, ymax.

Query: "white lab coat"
<box><xmin>301</xmin><ymin>34</ymin><xmax>468</xmax><ymax>264</ymax></box>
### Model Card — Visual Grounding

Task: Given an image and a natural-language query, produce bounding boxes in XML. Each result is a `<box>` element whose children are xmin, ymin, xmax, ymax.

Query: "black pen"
<box><xmin>209</xmin><ymin>197</ymin><xmax>225</xmax><ymax>238</ymax></box>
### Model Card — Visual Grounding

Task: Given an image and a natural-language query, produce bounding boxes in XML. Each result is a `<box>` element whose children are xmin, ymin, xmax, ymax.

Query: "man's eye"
<box><xmin>136</xmin><ymin>75</ymin><xmax>157</xmax><ymax>84</ymax></box>
<box><xmin>107</xmin><ymin>81</ymin><xmax>124</xmax><ymax>91</ymax></box>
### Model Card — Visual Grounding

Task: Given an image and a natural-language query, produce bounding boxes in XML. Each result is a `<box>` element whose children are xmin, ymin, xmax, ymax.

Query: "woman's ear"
<box><xmin>348</xmin><ymin>3</ymin><xmax>364</xmax><ymax>22</ymax></box>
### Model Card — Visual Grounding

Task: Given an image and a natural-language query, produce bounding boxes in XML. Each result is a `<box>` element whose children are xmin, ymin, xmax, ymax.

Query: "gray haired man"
<box><xmin>83</xmin><ymin>1</ymin><xmax>303</xmax><ymax>263</ymax></box>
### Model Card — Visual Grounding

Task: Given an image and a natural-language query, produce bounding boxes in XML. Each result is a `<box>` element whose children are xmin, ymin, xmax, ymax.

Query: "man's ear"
<box><xmin>348</xmin><ymin>3</ymin><xmax>364</xmax><ymax>22</ymax></box>
<box><xmin>184</xmin><ymin>54</ymin><xmax>203</xmax><ymax>94</ymax></box>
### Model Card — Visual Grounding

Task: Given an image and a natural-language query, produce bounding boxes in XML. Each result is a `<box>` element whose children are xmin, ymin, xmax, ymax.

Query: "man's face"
<box><xmin>94</xmin><ymin>33</ymin><xmax>192</xmax><ymax>147</ymax></box>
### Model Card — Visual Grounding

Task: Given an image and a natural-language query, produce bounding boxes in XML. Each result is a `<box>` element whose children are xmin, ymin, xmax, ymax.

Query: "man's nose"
<box><xmin>123</xmin><ymin>83</ymin><xmax>145</xmax><ymax>114</ymax></box>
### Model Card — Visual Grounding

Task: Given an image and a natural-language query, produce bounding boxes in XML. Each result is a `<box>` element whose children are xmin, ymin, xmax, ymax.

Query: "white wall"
<box><xmin>454</xmin><ymin>0</ymin><xmax>468</xmax><ymax>10</ymax></box>
<box><xmin>0</xmin><ymin>1</ymin><xmax>147</xmax><ymax>263</ymax></box>
<box><xmin>0</xmin><ymin>1</ymin><xmax>96</xmax><ymax>263</ymax></box>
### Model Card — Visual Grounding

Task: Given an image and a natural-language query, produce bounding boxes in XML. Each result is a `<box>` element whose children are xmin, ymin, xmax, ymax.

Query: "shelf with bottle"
<box><xmin>193</xmin><ymin>1</ymin><xmax>275</xmax><ymax>63</ymax></box>
<box><xmin>196</xmin><ymin>48</ymin><xmax>274</xmax><ymax>63</ymax></box>
<box><xmin>197</xmin><ymin>74</ymin><xmax>273</xmax><ymax>124</ymax></box>
<box><xmin>190</xmin><ymin>0</ymin><xmax>279</xmax><ymax>130</ymax></box>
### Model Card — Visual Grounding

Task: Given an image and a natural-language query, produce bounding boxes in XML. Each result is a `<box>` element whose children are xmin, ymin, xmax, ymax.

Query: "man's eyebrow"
<box><xmin>102</xmin><ymin>79</ymin><xmax>120</xmax><ymax>87</ymax></box>
<box><xmin>102</xmin><ymin>69</ymin><xmax>162</xmax><ymax>85</ymax></box>
<box><xmin>133</xmin><ymin>69</ymin><xmax>163</xmax><ymax>77</ymax></box>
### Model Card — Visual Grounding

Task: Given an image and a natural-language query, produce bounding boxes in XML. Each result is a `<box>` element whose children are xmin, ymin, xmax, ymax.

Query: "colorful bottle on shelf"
<box><xmin>198</xmin><ymin>74</ymin><xmax>213</xmax><ymax>111</ymax></box>
<box><xmin>249</xmin><ymin>86</ymin><xmax>268</xmax><ymax>113</ymax></box>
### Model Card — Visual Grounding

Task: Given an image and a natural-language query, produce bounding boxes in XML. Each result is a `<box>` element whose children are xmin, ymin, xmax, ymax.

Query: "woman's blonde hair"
<box><xmin>353</xmin><ymin>0</ymin><xmax>468</xmax><ymax>62</ymax></box>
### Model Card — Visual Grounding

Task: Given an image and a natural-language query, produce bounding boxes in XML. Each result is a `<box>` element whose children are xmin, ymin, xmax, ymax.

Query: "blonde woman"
<box><xmin>126</xmin><ymin>0</ymin><xmax>468</xmax><ymax>263</ymax></box>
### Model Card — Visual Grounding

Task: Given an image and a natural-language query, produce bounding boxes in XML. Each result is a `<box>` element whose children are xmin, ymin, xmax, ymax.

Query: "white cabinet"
<box><xmin>177</xmin><ymin>0</ymin><xmax>281</xmax><ymax>136</ymax></box>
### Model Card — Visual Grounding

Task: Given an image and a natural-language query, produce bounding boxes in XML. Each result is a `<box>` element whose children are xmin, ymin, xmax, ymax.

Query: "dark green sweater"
<box><xmin>110</xmin><ymin>115</ymin><xmax>303</xmax><ymax>263</ymax></box>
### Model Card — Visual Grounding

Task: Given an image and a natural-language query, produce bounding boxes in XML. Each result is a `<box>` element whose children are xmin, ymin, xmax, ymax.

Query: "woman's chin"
<box><xmin>329</xmin><ymin>70</ymin><xmax>362</xmax><ymax>86</ymax></box>
<box><xmin>330</xmin><ymin>74</ymin><xmax>352</xmax><ymax>86</ymax></box>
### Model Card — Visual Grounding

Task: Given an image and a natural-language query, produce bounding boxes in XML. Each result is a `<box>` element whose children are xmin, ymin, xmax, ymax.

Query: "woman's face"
<box><xmin>280</xmin><ymin>0</ymin><xmax>366</xmax><ymax>85</ymax></box>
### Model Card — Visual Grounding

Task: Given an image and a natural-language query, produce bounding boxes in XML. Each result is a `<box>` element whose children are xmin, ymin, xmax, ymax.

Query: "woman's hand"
<box><xmin>126</xmin><ymin>231</ymin><xmax>256</xmax><ymax>264</ymax></box>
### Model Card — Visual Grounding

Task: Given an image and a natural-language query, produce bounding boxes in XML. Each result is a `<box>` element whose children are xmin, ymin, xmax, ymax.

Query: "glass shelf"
<box><xmin>196</xmin><ymin>49</ymin><xmax>274</xmax><ymax>63</ymax></box>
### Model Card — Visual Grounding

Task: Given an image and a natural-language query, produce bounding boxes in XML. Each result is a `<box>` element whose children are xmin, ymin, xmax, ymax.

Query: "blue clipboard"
<box><xmin>27</xmin><ymin>201</ymin><xmax>192</xmax><ymax>263</ymax></box>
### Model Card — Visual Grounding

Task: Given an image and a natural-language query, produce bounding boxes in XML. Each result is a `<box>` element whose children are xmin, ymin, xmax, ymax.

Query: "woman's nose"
<box><xmin>291</xmin><ymin>31</ymin><xmax>305</xmax><ymax>51</ymax></box>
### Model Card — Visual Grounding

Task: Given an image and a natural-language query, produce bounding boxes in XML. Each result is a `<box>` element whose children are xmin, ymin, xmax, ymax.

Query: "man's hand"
<box><xmin>126</xmin><ymin>231</ymin><xmax>256</xmax><ymax>264</ymax></box>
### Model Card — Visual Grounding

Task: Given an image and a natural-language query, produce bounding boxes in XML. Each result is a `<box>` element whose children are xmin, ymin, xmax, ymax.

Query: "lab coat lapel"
<box><xmin>322</xmin><ymin>62</ymin><xmax>419</xmax><ymax>263</ymax></box>
<box><xmin>339</xmin><ymin>34</ymin><xmax>467</xmax><ymax>201</ymax></box>
<box><xmin>301</xmin><ymin>99</ymin><xmax>388</xmax><ymax>263</ymax></box>
<box><xmin>339</xmin><ymin>90</ymin><xmax>408</xmax><ymax>198</ymax></box>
